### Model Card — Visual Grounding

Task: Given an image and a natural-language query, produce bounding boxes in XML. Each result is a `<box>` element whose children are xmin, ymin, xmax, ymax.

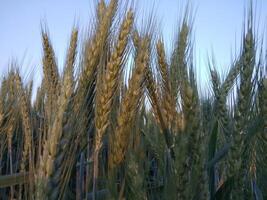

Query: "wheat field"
<box><xmin>0</xmin><ymin>0</ymin><xmax>266</xmax><ymax>199</ymax></box>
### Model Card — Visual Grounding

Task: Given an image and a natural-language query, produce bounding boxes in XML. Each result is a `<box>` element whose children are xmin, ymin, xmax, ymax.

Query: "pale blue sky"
<box><xmin>0</xmin><ymin>0</ymin><xmax>266</xmax><ymax>87</ymax></box>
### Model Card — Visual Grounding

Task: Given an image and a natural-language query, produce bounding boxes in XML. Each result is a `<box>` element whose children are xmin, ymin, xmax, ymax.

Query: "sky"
<box><xmin>0</xmin><ymin>0</ymin><xmax>266</xmax><ymax>88</ymax></box>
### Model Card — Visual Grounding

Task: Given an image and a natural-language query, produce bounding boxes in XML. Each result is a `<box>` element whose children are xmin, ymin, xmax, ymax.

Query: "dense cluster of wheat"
<box><xmin>0</xmin><ymin>1</ymin><xmax>266</xmax><ymax>199</ymax></box>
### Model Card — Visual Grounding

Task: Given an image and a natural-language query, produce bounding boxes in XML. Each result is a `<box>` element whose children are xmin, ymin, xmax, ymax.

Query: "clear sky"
<box><xmin>0</xmin><ymin>0</ymin><xmax>266</xmax><ymax>87</ymax></box>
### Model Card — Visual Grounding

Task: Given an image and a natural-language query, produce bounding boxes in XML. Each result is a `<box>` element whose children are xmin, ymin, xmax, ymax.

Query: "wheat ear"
<box><xmin>109</xmin><ymin>37</ymin><xmax>149</xmax><ymax>169</ymax></box>
<box><xmin>36</xmin><ymin>44</ymin><xmax>74</xmax><ymax>199</ymax></box>
<box><xmin>92</xmin><ymin>10</ymin><xmax>134</xmax><ymax>197</ymax></box>
<box><xmin>157</xmin><ymin>40</ymin><xmax>177</xmax><ymax>131</ymax></box>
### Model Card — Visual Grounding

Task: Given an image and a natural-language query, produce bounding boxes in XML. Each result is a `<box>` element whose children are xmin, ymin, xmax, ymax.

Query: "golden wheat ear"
<box><xmin>41</xmin><ymin>30</ymin><xmax>60</xmax><ymax>136</ymax></box>
<box><xmin>43</xmin><ymin>28</ymin><xmax>78</xmax><ymax>199</ymax></box>
<box><xmin>32</xmin><ymin>27</ymin><xmax>76</xmax><ymax>199</ymax></box>
<box><xmin>95</xmin><ymin>10</ymin><xmax>134</xmax><ymax>152</ymax></box>
<box><xmin>92</xmin><ymin>10</ymin><xmax>134</xmax><ymax>196</ymax></box>
<box><xmin>109</xmin><ymin>36</ymin><xmax>149</xmax><ymax>169</ymax></box>
<box><xmin>156</xmin><ymin>40</ymin><xmax>177</xmax><ymax>132</ymax></box>
<box><xmin>14</xmin><ymin>72</ymin><xmax>36</xmax><ymax>198</ymax></box>
<box><xmin>79</xmin><ymin>0</ymin><xmax>118</xmax><ymax>95</ymax></box>
<box><xmin>3</xmin><ymin>71</ymin><xmax>17</xmax><ymax>200</ymax></box>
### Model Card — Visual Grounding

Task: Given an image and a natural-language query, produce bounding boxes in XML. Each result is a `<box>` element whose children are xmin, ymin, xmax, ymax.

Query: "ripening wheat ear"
<box><xmin>42</xmin><ymin>31</ymin><xmax>60</xmax><ymax>129</ymax></box>
<box><xmin>132</xmin><ymin>33</ymin><xmax>163</xmax><ymax>131</ymax></box>
<box><xmin>210</xmin><ymin>69</ymin><xmax>226</xmax><ymax>131</ymax></box>
<box><xmin>175</xmin><ymin>22</ymin><xmax>193</xmax><ymax>124</ymax></box>
<box><xmin>145</xmin><ymin>67</ymin><xmax>164</xmax><ymax>128</ymax></box>
<box><xmin>210</xmin><ymin>69</ymin><xmax>221</xmax><ymax>99</ymax></box>
<box><xmin>4</xmin><ymin>72</ymin><xmax>16</xmax><ymax>199</ymax></box>
<box><xmin>221</xmin><ymin>59</ymin><xmax>241</xmax><ymax>95</ymax></box>
<box><xmin>93</xmin><ymin>10</ymin><xmax>134</xmax><ymax>196</ymax></box>
<box><xmin>95</xmin><ymin>10</ymin><xmax>134</xmax><ymax>153</ymax></box>
<box><xmin>97</xmin><ymin>0</ymin><xmax>106</xmax><ymax>22</ymax></box>
<box><xmin>156</xmin><ymin>40</ymin><xmax>178</xmax><ymax>132</ymax></box>
<box><xmin>143</xmin><ymin>41</ymin><xmax>176</xmax><ymax>159</ymax></box>
<box><xmin>177</xmin><ymin>74</ymin><xmax>201</xmax><ymax>200</ymax></box>
<box><xmin>0</xmin><ymin>78</ymin><xmax>8</xmax><ymax>137</ymax></box>
<box><xmin>109</xmin><ymin>36</ymin><xmax>149</xmax><ymax>169</ymax></box>
<box><xmin>64</xmin><ymin>28</ymin><xmax>78</xmax><ymax>90</ymax></box>
<box><xmin>44</xmin><ymin>28</ymin><xmax>78</xmax><ymax>200</ymax></box>
<box><xmin>227</xmin><ymin>26</ymin><xmax>256</xmax><ymax>198</ymax></box>
<box><xmin>36</xmin><ymin>36</ymin><xmax>74</xmax><ymax>198</ymax></box>
<box><xmin>14</xmin><ymin>73</ymin><xmax>35</xmax><ymax>199</ymax></box>
<box><xmin>14</xmin><ymin>74</ymin><xmax>33</xmax><ymax>173</ymax></box>
<box><xmin>210</xmin><ymin>67</ymin><xmax>231</xmax><ymax>141</ymax></box>
<box><xmin>170</xmin><ymin>22</ymin><xmax>189</xmax><ymax>101</ymax></box>
<box><xmin>5</xmin><ymin>72</ymin><xmax>16</xmax><ymax>138</ymax></box>
<box><xmin>168</xmin><ymin>22</ymin><xmax>191</xmax><ymax>134</ymax></box>
<box><xmin>79</xmin><ymin>0</ymin><xmax>118</xmax><ymax>93</ymax></box>
<box><xmin>228</xmin><ymin>29</ymin><xmax>255</xmax><ymax>175</ymax></box>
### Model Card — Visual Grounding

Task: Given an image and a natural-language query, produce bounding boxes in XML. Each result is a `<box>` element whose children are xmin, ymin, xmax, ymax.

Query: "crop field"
<box><xmin>0</xmin><ymin>0</ymin><xmax>266</xmax><ymax>199</ymax></box>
